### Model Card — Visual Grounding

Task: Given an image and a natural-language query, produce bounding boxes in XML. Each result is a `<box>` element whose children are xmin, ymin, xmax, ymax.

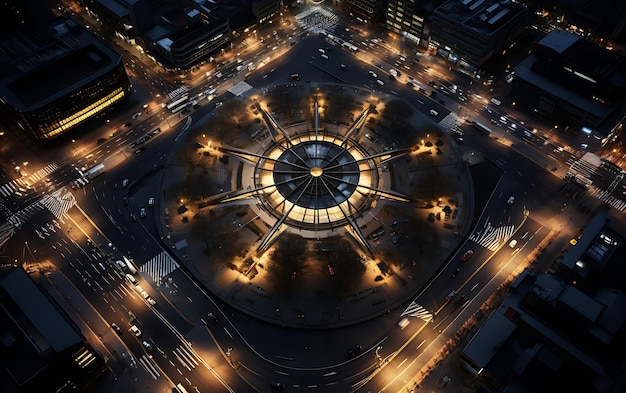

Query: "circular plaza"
<box><xmin>161</xmin><ymin>83</ymin><xmax>471</xmax><ymax>328</ymax></box>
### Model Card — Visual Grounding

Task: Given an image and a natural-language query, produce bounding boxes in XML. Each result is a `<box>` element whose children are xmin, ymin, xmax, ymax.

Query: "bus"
<box><xmin>342</xmin><ymin>41</ymin><xmax>358</xmax><ymax>52</ymax></box>
<box><xmin>170</xmin><ymin>99</ymin><xmax>191</xmax><ymax>114</ymax></box>
<box><xmin>471</xmin><ymin>120</ymin><xmax>492</xmax><ymax>135</ymax></box>
<box><xmin>166</xmin><ymin>94</ymin><xmax>189</xmax><ymax>111</ymax></box>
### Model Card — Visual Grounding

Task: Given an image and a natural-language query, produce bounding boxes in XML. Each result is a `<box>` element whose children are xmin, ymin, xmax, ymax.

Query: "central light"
<box><xmin>310</xmin><ymin>167</ymin><xmax>323</xmax><ymax>177</ymax></box>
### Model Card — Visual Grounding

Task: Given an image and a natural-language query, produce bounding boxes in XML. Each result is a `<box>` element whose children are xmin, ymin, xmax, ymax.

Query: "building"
<box><xmin>344</xmin><ymin>0</ymin><xmax>387</xmax><ymax>25</ymax></box>
<box><xmin>427</xmin><ymin>0</ymin><xmax>532</xmax><ymax>71</ymax></box>
<box><xmin>460</xmin><ymin>211</ymin><xmax>626</xmax><ymax>392</ymax></box>
<box><xmin>148</xmin><ymin>8</ymin><xmax>231</xmax><ymax>70</ymax></box>
<box><xmin>252</xmin><ymin>0</ymin><xmax>281</xmax><ymax>24</ymax></box>
<box><xmin>385</xmin><ymin>0</ymin><xmax>427</xmax><ymax>47</ymax></box>
<box><xmin>512</xmin><ymin>29</ymin><xmax>626</xmax><ymax>135</ymax></box>
<box><xmin>0</xmin><ymin>16</ymin><xmax>131</xmax><ymax>141</ymax></box>
<box><xmin>0</xmin><ymin>268</ymin><xmax>106</xmax><ymax>392</ymax></box>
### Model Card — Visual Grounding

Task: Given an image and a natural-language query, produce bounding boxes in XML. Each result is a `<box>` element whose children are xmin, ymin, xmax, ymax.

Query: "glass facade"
<box><xmin>16</xmin><ymin>61</ymin><xmax>131</xmax><ymax>141</ymax></box>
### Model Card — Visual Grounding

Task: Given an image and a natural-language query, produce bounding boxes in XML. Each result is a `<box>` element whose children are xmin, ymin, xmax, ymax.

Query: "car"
<box><xmin>321</xmin><ymin>54</ymin><xmax>329</xmax><ymax>59</ymax></box>
<box><xmin>445</xmin><ymin>290</ymin><xmax>456</xmax><ymax>301</ymax></box>
<box><xmin>376</xmin><ymin>63</ymin><xmax>384</xmax><ymax>69</ymax></box>
<box><xmin>460</xmin><ymin>249</ymin><xmax>473</xmax><ymax>262</ymax></box>
<box><xmin>340</xmin><ymin>64</ymin><xmax>347</xmax><ymax>70</ymax></box>
<box><xmin>146</xmin><ymin>297</ymin><xmax>157</xmax><ymax>306</ymax></box>
<box><xmin>291</xmin><ymin>73</ymin><xmax>300</xmax><ymax>80</ymax></box>
<box><xmin>130</xmin><ymin>325</ymin><xmax>141</xmax><ymax>336</ymax></box>
<box><xmin>122</xmin><ymin>179</ymin><xmax>129</xmax><ymax>187</ymax></box>
<box><xmin>142</xmin><ymin>341</ymin><xmax>152</xmax><ymax>350</ymax></box>
<box><xmin>111</xmin><ymin>323</ymin><xmax>122</xmax><ymax>334</ymax></box>
<box><xmin>139</xmin><ymin>208</ymin><xmax>146</xmax><ymax>218</ymax></box>
<box><xmin>347</xmin><ymin>344</ymin><xmax>363</xmax><ymax>359</ymax></box>
<box><xmin>98</xmin><ymin>262</ymin><xmax>108</xmax><ymax>273</ymax></box>
<box><xmin>129</xmin><ymin>213</ymin><xmax>137</xmax><ymax>223</ymax></box>
<box><xmin>509</xmin><ymin>239</ymin><xmax>518</xmax><ymax>248</ymax></box>
<box><xmin>368</xmin><ymin>70</ymin><xmax>377</xmax><ymax>78</ymax></box>
<box><xmin>215</xmin><ymin>102</ymin><xmax>222</xmax><ymax>108</ymax></box>
<box><xmin>397</xmin><ymin>317</ymin><xmax>410</xmax><ymax>329</ymax></box>
<box><xmin>429</xmin><ymin>109</ymin><xmax>438</xmax><ymax>117</ymax></box>
<box><xmin>270</xmin><ymin>381</ymin><xmax>284</xmax><ymax>390</ymax></box>
<box><xmin>134</xmin><ymin>147</ymin><xmax>146</xmax><ymax>154</ymax></box>
<box><xmin>376</xmin><ymin>80</ymin><xmax>384</xmax><ymax>86</ymax></box>
<box><xmin>207</xmin><ymin>313</ymin><xmax>218</xmax><ymax>324</ymax></box>
<box><xmin>131</xmin><ymin>112</ymin><xmax>142</xmax><ymax>119</ymax></box>
<box><xmin>148</xmin><ymin>197</ymin><xmax>155</xmax><ymax>206</ymax></box>
<box><xmin>451</xmin><ymin>268</ymin><xmax>461</xmax><ymax>278</ymax></box>
<box><xmin>507</xmin><ymin>196</ymin><xmax>515</xmax><ymax>205</ymax></box>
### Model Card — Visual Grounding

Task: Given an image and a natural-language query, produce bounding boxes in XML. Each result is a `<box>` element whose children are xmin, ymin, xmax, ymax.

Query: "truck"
<box><xmin>84</xmin><ymin>163</ymin><xmax>105</xmax><ymax>180</ymax></box>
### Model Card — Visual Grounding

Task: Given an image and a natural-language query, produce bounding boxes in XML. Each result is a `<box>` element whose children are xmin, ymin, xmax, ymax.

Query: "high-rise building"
<box><xmin>0</xmin><ymin>2</ymin><xmax>131</xmax><ymax>141</ymax></box>
<box><xmin>385</xmin><ymin>0</ymin><xmax>426</xmax><ymax>46</ymax></box>
<box><xmin>427</xmin><ymin>0</ymin><xmax>531</xmax><ymax>71</ymax></box>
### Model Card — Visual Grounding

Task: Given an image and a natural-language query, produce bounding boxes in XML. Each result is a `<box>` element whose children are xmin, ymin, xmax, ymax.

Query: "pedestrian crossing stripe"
<box><xmin>0</xmin><ymin>202</ymin><xmax>46</xmax><ymax>249</ymax></box>
<box><xmin>0</xmin><ymin>162</ymin><xmax>61</xmax><ymax>198</ymax></box>
<box><xmin>27</xmin><ymin>162</ymin><xmax>60</xmax><ymax>184</ymax></box>
<box><xmin>141</xmin><ymin>251</ymin><xmax>180</xmax><ymax>284</ymax></box>
<box><xmin>39</xmin><ymin>190</ymin><xmax>76</xmax><ymax>220</ymax></box>
<box><xmin>173</xmin><ymin>345</ymin><xmax>199</xmax><ymax>371</ymax></box>
<box><xmin>139</xmin><ymin>355</ymin><xmax>160</xmax><ymax>380</ymax></box>
<box><xmin>469</xmin><ymin>222</ymin><xmax>515</xmax><ymax>251</ymax></box>
<box><xmin>401</xmin><ymin>300</ymin><xmax>434</xmax><ymax>322</ymax></box>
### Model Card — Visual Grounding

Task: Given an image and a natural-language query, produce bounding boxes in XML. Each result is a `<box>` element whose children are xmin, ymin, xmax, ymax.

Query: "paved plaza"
<box><xmin>160</xmin><ymin>83</ymin><xmax>474</xmax><ymax>328</ymax></box>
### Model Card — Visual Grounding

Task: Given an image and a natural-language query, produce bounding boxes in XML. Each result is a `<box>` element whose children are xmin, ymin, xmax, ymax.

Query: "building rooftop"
<box><xmin>0</xmin><ymin>268</ymin><xmax>83</xmax><ymax>353</ymax></box>
<box><xmin>0</xmin><ymin>17</ymin><xmax>121</xmax><ymax>111</ymax></box>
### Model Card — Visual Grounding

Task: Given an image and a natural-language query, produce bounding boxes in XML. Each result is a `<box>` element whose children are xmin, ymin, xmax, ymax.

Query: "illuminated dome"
<box><xmin>219</xmin><ymin>97</ymin><xmax>410</xmax><ymax>254</ymax></box>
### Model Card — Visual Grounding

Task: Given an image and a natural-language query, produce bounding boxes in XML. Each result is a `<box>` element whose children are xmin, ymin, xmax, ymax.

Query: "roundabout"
<box><xmin>162</xmin><ymin>82</ymin><xmax>472</xmax><ymax>328</ymax></box>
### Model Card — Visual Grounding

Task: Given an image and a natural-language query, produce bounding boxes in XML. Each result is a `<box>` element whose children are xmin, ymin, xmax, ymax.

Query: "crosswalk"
<box><xmin>0</xmin><ymin>162</ymin><xmax>60</xmax><ymax>198</ymax></box>
<box><xmin>0</xmin><ymin>189</ymin><xmax>75</xmax><ymax>248</ymax></box>
<box><xmin>138</xmin><ymin>355</ymin><xmax>160</xmax><ymax>380</ymax></box>
<box><xmin>168</xmin><ymin>86</ymin><xmax>189</xmax><ymax>100</ymax></box>
<box><xmin>589</xmin><ymin>187</ymin><xmax>626</xmax><ymax>212</ymax></box>
<box><xmin>0</xmin><ymin>202</ymin><xmax>46</xmax><ymax>248</ymax></box>
<box><xmin>439</xmin><ymin>112</ymin><xmax>464</xmax><ymax>130</ymax></box>
<box><xmin>295</xmin><ymin>7</ymin><xmax>340</xmax><ymax>33</ymax></box>
<box><xmin>567</xmin><ymin>153</ymin><xmax>601</xmax><ymax>179</ymax></box>
<box><xmin>401</xmin><ymin>300</ymin><xmax>434</xmax><ymax>322</ymax></box>
<box><xmin>172</xmin><ymin>344</ymin><xmax>200</xmax><ymax>371</ymax></box>
<box><xmin>469</xmin><ymin>222</ymin><xmax>515</xmax><ymax>251</ymax></box>
<box><xmin>140</xmin><ymin>251</ymin><xmax>180</xmax><ymax>285</ymax></box>
<box><xmin>39</xmin><ymin>189</ymin><xmax>76</xmax><ymax>220</ymax></box>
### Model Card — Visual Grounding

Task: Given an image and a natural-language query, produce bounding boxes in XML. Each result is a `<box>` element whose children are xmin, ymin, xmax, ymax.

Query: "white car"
<box><xmin>368</xmin><ymin>70</ymin><xmax>377</xmax><ymax>78</ymax></box>
<box><xmin>130</xmin><ymin>325</ymin><xmax>141</xmax><ymax>336</ymax></box>
<box><xmin>429</xmin><ymin>109</ymin><xmax>438</xmax><ymax>117</ymax></box>
<box><xmin>131</xmin><ymin>112</ymin><xmax>142</xmax><ymax>119</ymax></box>
<box><xmin>507</xmin><ymin>196</ymin><xmax>515</xmax><ymax>205</ymax></box>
